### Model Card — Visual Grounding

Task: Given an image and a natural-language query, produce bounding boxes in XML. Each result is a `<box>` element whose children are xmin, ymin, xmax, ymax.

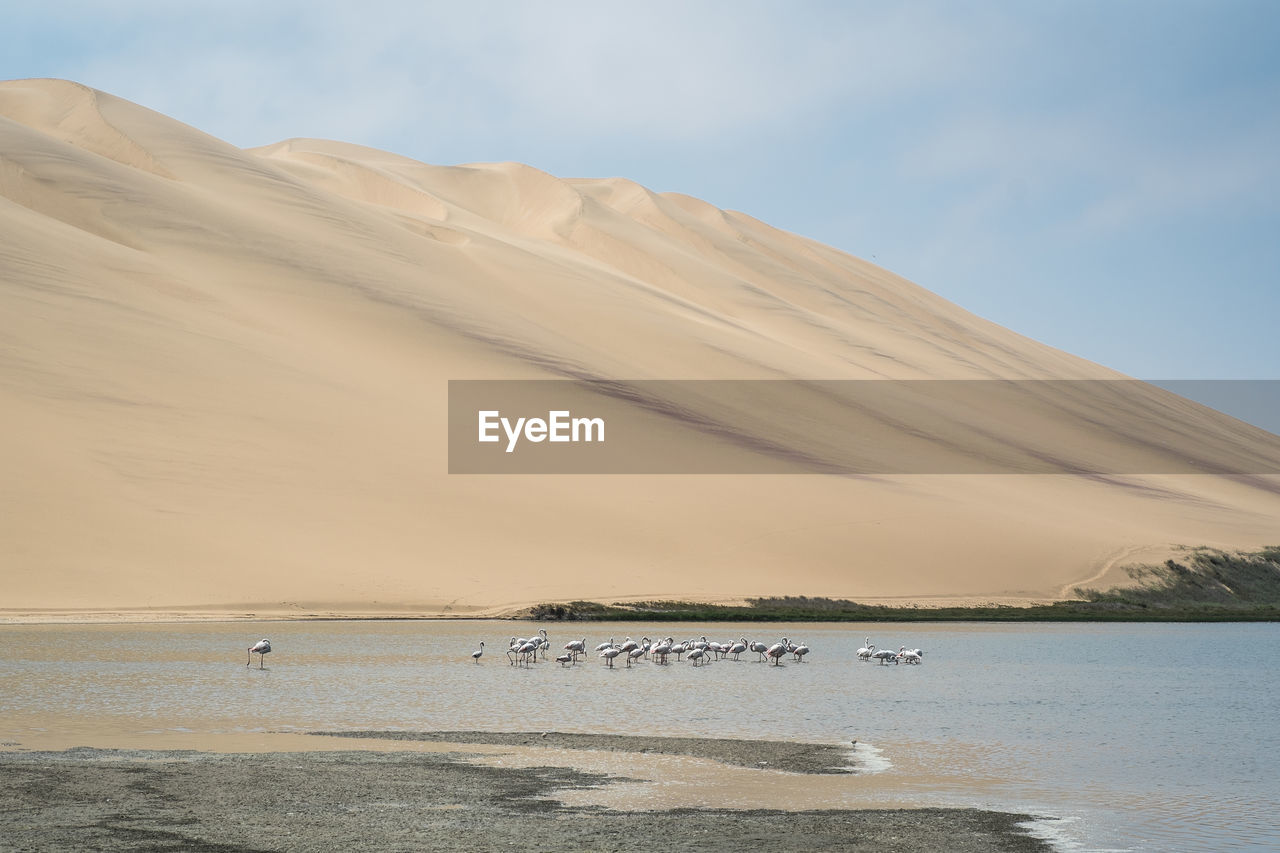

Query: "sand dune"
<box><xmin>1</xmin><ymin>78</ymin><xmax>1277</xmax><ymax>619</ymax></box>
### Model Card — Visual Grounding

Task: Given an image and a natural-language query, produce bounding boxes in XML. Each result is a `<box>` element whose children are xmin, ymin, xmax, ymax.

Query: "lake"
<box><xmin>1</xmin><ymin>620</ymin><xmax>1276</xmax><ymax>852</ymax></box>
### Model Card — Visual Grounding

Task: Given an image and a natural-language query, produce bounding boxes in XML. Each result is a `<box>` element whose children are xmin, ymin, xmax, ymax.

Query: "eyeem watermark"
<box><xmin>478</xmin><ymin>410</ymin><xmax>605</xmax><ymax>453</ymax></box>
<box><xmin>448</xmin><ymin>379</ymin><xmax>1280</xmax><ymax>475</ymax></box>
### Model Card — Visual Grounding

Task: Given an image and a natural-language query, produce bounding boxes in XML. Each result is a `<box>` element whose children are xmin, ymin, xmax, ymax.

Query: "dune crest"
<box><xmin>1</xmin><ymin>79</ymin><xmax>1277</xmax><ymax>618</ymax></box>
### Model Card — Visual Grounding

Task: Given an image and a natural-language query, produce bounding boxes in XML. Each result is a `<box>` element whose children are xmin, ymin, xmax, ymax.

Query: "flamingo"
<box><xmin>595</xmin><ymin>637</ymin><xmax>615</xmax><ymax>653</ymax></box>
<box><xmin>564</xmin><ymin>638</ymin><xmax>586</xmax><ymax>660</ymax></box>
<box><xmin>857</xmin><ymin>639</ymin><xmax>876</xmax><ymax>661</ymax></box>
<box><xmin>792</xmin><ymin>642</ymin><xmax>810</xmax><ymax>662</ymax></box>
<box><xmin>516</xmin><ymin>639</ymin><xmax>538</xmax><ymax>666</ymax></box>
<box><xmin>555</xmin><ymin>652</ymin><xmax>574</xmax><ymax>666</ymax></box>
<box><xmin>600</xmin><ymin>646</ymin><xmax>622</xmax><ymax>668</ymax></box>
<box><xmin>618</xmin><ymin>636</ymin><xmax>647</xmax><ymax>659</ymax></box>
<box><xmin>749</xmin><ymin>640</ymin><xmax>769</xmax><ymax>662</ymax></box>
<box><xmin>688</xmin><ymin>647</ymin><xmax>708</xmax><ymax>666</ymax></box>
<box><xmin>506</xmin><ymin>637</ymin><xmax>521</xmax><ymax>665</ymax></box>
<box><xmin>471</xmin><ymin>641</ymin><xmax>484</xmax><ymax>663</ymax></box>
<box><xmin>766</xmin><ymin>638</ymin><xmax>789</xmax><ymax>666</ymax></box>
<box><xmin>872</xmin><ymin>648</ymin><xmax>898</xmax><ymax>665</ymax></box>
<box><xmin>729</xmin><ymin>639</ymin><xmax>747</xmax><ymax>661</ymax></box>
<box><xmin>247</xmin><ymin>638</ymin><xmax>271</xmax><ymax>668</ymax></box>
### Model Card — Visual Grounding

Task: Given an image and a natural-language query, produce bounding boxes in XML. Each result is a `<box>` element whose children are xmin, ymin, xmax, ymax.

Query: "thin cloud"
<box><xmin>3</xmin><ymin>1</ymin><xmax>1277</xmax><ymax>378</ymax></box>
<box><xmin>36</xmin><ymin>3</ymin><xmax>1005</xmax><ymax>148</ymax></box>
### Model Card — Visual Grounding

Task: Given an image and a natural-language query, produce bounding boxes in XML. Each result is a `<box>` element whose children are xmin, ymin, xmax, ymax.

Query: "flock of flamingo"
<box><xmin>476</xmin><ymin>632</ymin><xmax>808</xmax><ymax>667</ymax></box>
<box><xmin>856</xmin><ymin>637</ymin><xmax>924</xmax><ymax>665</ymax></box>
<box><xmin>469</xmin><ymin>633</ymin><xmax>924</xmax><ymax>667</ymax></box>
<box><xmin>243</xmin><ymin>634</ymin><xmax>925</xmax><ymax>669</ymax></box>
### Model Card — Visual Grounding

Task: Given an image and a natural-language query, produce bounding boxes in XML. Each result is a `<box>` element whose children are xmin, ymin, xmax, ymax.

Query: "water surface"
<box><xmin>2</xmin><ymin>620</ymin><xmax>1276</xmax><ymax>852</ymax></box>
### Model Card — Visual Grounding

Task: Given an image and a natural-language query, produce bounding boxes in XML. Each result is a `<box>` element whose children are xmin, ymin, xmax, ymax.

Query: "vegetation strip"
<box><xmin>523</xmin><ymin>547</ymin><xmax>1280</xmax><ymax>622</ymax></box>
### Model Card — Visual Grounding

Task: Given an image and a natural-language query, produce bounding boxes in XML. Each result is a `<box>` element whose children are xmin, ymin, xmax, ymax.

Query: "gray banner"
<box><xmin>448</xmin><ymin>379</ymin><xmax>1280</xmax><ymax>474</ymax></box>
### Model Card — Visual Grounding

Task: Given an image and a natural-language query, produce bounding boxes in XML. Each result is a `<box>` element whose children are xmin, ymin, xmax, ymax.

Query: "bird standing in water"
<box><xmin>247</xmin><ymin>638</ymin><xmax>271</xmax><ymax>668</ymax></box>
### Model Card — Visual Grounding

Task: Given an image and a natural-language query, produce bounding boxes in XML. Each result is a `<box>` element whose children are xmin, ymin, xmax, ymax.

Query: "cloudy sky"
<box><xmin>5</xmin><ymin>1</ymin><xmax>1278</xmax><ymax>381</ymax></box>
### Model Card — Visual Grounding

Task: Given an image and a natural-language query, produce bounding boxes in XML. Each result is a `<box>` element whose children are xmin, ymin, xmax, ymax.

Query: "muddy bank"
<box><xmin>2</xmin><ymin>748</ymin><xmax>1049</xmax><ymax>852</ymax></box>
<box><xmin>313</xmin><ymin>729</ymin><xmax>858</xmax><ymax>774</ymax></box>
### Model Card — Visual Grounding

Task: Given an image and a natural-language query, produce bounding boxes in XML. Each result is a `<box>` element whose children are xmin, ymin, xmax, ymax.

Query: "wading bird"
<box><xmin>472</xmin><ymin>641</ymin><xmax>484</xmax><ymax>663</ymax></box>
<box><xmin>247</xmin><ymin>638</ymin><xmax>271</xmax><ymax>668</ymax></box>
<box><xmin>897</xmin><ymin>647</ymin><xmax>922</xmax><ymax>664</ymax></box>
<box><xmin>515</xmin><ymin>639</ymin><xmax>539</xmax><ymax>666</ymax></box>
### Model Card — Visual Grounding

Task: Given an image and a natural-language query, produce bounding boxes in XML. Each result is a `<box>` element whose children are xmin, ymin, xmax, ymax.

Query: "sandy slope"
<box><xmin>1</xmin><ymin>79</ymin><xmax>1277</xmax><ymax>619</ymax></box>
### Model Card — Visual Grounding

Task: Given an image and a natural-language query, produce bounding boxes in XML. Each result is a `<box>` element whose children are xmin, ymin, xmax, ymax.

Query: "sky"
<box><xmin>4</xmin><ymin>1</ymin><xmax>1278</xmax><ymax>383</ymax></box>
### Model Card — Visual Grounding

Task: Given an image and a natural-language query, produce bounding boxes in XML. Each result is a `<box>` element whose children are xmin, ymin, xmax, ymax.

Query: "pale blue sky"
<box><xmin>5</xmin><ymin>1</ymin><xmax>1278</xmax><ymax>382</ymax></box>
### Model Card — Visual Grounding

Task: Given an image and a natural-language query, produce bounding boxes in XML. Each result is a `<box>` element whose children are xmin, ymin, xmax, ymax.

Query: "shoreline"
<box><xmin>5</xmin><ymin>602</ymin><xmax>1277</xmax><ymax>625</ymax></box>
<box><xmin>9</xmin><ymin>547</ymin><xmax>1273</xmax><ymax>626</ymax></box>
<box><xmin>0</xmin><ymin>596</ymin><xmax>1057</xmax><ymax>625</ymax></box>
<box><xmin>7</xmin><ymin>548</ymin><xmax>1277</xmax><ymax>625</ymax></box>
<box><xmin>1</xmin><ymin>734</ymin><xmax>1053</xmax><ymax>852</ymax></box>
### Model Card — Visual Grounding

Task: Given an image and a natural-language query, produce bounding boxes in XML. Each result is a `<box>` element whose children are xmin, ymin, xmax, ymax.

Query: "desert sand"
<box><xmin>2</xmin><ymin>78</ymin><xmax>1278</xmax><ymax>620</ymax></box>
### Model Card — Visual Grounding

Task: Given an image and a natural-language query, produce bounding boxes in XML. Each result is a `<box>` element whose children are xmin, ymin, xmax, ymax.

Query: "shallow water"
<box><xmin>1</xmin><ymin>620</ymin><xmax>1277</xmax><ymax>852</ymax></box>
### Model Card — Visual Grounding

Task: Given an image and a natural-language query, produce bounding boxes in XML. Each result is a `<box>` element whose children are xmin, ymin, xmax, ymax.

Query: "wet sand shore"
<box><xmin>312</xmin><ymin>729</ymin><xmax>859</xmax><ymax>774</ymax></box>
<box><xmin>2</xmin><ymin>734</ymin><xmax>1050</xmax><ymax>852</ymax></box>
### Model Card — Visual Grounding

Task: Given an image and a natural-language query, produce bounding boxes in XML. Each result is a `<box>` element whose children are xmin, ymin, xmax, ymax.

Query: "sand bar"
<box><xmin>312</xmin><ymin>729</ymin><xmax>856</xmax><ymax>774</ymax></box>
<box><xmin>1</xmin><ymin>739</ymin><xmax>1050</xmax><ymax>852</ymax></box>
